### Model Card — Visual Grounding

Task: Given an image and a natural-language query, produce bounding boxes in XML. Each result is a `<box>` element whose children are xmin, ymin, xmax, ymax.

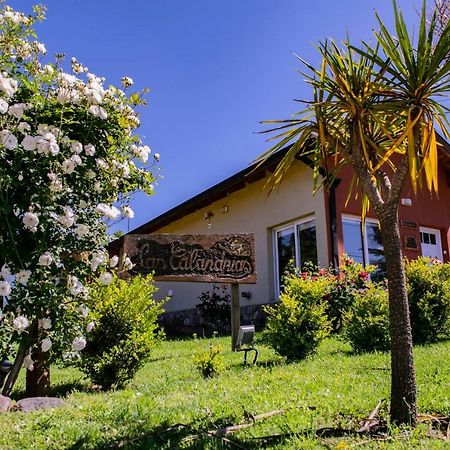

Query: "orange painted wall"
<box><xmin>333</xmin><ymin>161</ymin><xmax>450</xmax><ymax>263</ymax></box>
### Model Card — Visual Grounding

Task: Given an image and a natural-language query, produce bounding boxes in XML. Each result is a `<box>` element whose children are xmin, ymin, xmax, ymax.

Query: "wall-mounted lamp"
<box><xmin>401</xmin><ymin>198</ymin><xmax>412</xmax><ymax>207</ymax></box>
<box><xmin>204</xmin><ymin>211</ymin><xmax>214</xmax><ymax>220</ymax></box>
<box><xmin>221</xmin><ymin>205</ymin><xmax>229</xmax><ymax>213</ymax></box>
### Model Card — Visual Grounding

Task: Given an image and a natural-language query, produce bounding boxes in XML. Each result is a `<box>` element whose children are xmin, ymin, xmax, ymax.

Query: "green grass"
<box><xmin>0</xmin><ymin>336</ymin><xmax>449</xmax><ymax>449</ymax></box>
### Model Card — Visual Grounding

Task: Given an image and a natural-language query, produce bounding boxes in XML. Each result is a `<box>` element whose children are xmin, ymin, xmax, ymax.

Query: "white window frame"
<box><xmin>273</xmin><ymin>215</ymin><xmax>317</xmax><ymax>297</ymax></box>
<box><xmin>342</xmin><ymin>214</ymin><xmax>381</xmax><ymax>266</ymax></box>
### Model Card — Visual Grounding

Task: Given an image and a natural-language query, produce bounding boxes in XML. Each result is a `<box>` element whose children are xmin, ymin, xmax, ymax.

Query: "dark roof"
<box><xmin>109</xmin><ymin>145</ymin><xmax>320</xmax><ymax>252</ymax></box>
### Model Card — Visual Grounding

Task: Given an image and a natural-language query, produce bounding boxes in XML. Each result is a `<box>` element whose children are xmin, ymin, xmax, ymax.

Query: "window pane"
<box><xmin>366</xmin><ymin>222</ymin><xmax>385</xmax><ymax>278</ymax></box>
<box><xmin>343</xmin><ymin>220</ymin><xmax>364</xmax><ymax>264</ymax></box>
<box><xmin>277</xmin><ymin>227</ymin><xmax>295</xmax><ymax>287</ymax></box>
<box><xmin>298</xmin><ymin>220</ymin><xmax>318</xmax><ymax>269</ymax></box>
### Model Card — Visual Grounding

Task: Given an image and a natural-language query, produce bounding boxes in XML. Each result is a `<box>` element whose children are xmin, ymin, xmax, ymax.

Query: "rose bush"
<box><xmin>0</xmin><ymin>2</ymin><xmax>158</xmax><ymax>394</ymax></box>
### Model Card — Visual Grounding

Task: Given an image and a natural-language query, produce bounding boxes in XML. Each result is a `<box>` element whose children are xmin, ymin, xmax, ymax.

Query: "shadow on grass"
<box><xmin>11</xmin><ymin>379</ymin><xmax>91</xmax><ymax>401</ymax></box>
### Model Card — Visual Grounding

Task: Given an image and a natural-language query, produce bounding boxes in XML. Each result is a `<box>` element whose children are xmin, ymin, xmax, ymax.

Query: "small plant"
<box><xmin>343</xmin><ymin>284</ymin><xmax>390</xmax><ymax>353</ymax></box>
<box><xmin>195</xmin><ymin>285</ymin><xmax>231</xmax><ymax>334</ymax></box>
<box><xmin>262</xmin><ymin>272</ymin><xmax>331</xmax><ymax>360</ymax></box>
<box><xmin>76</xmin><ymin>274</ymin><xmax>164</xmax><ymax>390</ymax></box>
<box><xmin>406</xmin><ymin>257</ymin><xmax>450</xmax><ymax>344</ymax></box>
<box><xmin>193</xmin><ymin>343</ymin><xmax>225</xmax><ymax>378</ymax></box>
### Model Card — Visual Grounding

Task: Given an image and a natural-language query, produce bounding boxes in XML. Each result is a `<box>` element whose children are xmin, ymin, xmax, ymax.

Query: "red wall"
<box><xmin>333</xmin><ymin>162</ymin><xmax>450</xmax><ymax>263</ymax></box>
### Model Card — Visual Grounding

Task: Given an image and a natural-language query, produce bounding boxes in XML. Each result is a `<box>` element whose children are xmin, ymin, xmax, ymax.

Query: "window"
<box><xmin>274</xmin><ymin>218</ymin><xmax>317</xmax><ymax>295</ymax></box>
<box><xmin>342</xmin><ymin>216</ymin><xmax>385</xmax><ymax>277</ymax></box>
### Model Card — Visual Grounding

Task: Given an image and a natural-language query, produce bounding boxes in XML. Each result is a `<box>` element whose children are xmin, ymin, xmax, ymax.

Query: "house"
<box><xmin>110</xmin><ymin>142</ymin><xmax>450</xmax><ymax>329</ymax></box>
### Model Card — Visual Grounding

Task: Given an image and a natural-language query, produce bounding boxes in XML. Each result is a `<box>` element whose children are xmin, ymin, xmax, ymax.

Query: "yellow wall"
<box><xmin>153</xmin><ymin>160</ymin><xmax>328</xmax><ymax>312</ymax></box>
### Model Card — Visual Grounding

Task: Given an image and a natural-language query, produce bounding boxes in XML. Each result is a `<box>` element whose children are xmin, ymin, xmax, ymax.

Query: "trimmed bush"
<box><xmin>343</xmin><ymin>284</ymin><xmax>390</xmax><ymax>353</ymax></box>
<box><xmin>405</xmin><ymin>257</ymin><xmax>450</xmax><ymax>344</ymax></box>
<box><xmin>77</xmin><ymin>274</ymin><xmax>164</xmax><ymax>389</ymax></box>
<box><xmin>262</xmin><ymin>273</ymin><xmax>331</xmax><ymax>360</ymax></box>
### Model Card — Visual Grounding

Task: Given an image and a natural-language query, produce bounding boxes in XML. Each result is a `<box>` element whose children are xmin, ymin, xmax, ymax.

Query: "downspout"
<box><xmin>329</xmin><ymin>179</ymin><xmax>341</xmax><ymax>270</ymax></box>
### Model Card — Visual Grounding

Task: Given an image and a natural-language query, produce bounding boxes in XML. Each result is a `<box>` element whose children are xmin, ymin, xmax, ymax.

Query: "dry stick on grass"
<box><xmin>357</xmin><ymin>400</ymin><xmax>383</xmax><ymax>434</ymax></box>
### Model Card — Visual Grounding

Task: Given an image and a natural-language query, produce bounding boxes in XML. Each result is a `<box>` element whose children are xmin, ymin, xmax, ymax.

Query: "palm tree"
<box><xmin>260</xmin><ymin>1</ymin><xmax>450</xmax><ymax>425</ymax></box>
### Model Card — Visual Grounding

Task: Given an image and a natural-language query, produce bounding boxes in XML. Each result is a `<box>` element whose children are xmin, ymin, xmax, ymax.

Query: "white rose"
<box><xmin>0</xmin><ymin>98</ymin><xmax>8</xmax><ymax>114</ymax></box>
<box><xmin>98</xmin><ymin>272</ymin><xmax>113</xmax><ymax>285</ymax></box>
<box><xmin>0</xmin><ymin>129</ymin><xmax>18</xmax><ymax>149</ymax></box>
<box><xmin>38</xmin><ymin>318</ymin><xmax>52</xmax><ymax>330</ymax></box>
<box><xmin>8</xmin><ymin>103</ymin><xmax>27</xmax><ymax>120</ymax></box>
<box><xmin>17</xmin><ymin>122</ymin><xmax>31</xmax><ymax>133</ymax></box>
<box><xmin>62</xmin><ymin>159</ymin><xmax>76</xmax><ymax>174</ymax></box>
<box><xmin>122</xmin><ymin>205</ymin><xmax>135</xmax><ymax>219</ymax></box>
<box><xmin>86</xmin><ymin>321</ymin><xmax>95</xmax><ymax>333</ymax></box>
<box><xmin>78</xmin><ymin>305</ymin><xmax>89</xmax><ymax>318</ymax></box>
<box><xmin>109</xmin><ymin>255</ymin><xmax>119</xmax><ymax>268</ymax></box>
<box><xmin>154</xmin><ymin>153</ymin><xmax>160</xmax><ymax>161</ymax></box>
<box><xmin>38</xmin><ymin>252</ymin><xmax>53</xmax><ymax>266</ymax></box>
<box><xmin>16</xmin><ymin>269</ymin><xmax>31</xmax><ymax>285</ymax></box>
<box><xmin>72</xmin><ymin>336</ymin><xmax>87</xmax><ymax>352</ymax></box>
<box><xmin>21</xmin><ymin>134</ymin><xmax>37</xmax><ymax>151</ymax></box>
<box><xmin>41</xmin><ymin>338</ymin><xmax>52</xmax><ymax>353</ymax></box>
<box><xmin>84</xmin><ymin>144</ymin><xmax>95</xmax><ymax>156</ymax></box>
<box><xmin>23</xmin><ymin>211</ymin><xmax>39</xmax><ymax>232</ymax></box>
<box><xmin>75</xmin><ymin>224</ymin><xmax>89</xmax><ymax>238</ymax></box>
<box><xmin>71</xmin><ymin>141</ymin><xmax>83</xmax><ymax>154</ymax></box>
<box><xmin>23</xmin><ymin>354</ymin><xmax>34</xmax><ymax>371</ymax></box>
<box><xmin>0</xmin><ymin>264</ymin><xmax>11</xmax><ymax>279</ymax></box>
<box><xmin>13</xmin><ymin>315</ymin><xmax>29</xmax><ymax>332</ymax></box>
<box><xmin>0</xmin><ymin>280</ymin><xmax>11</xmax><ymax>297</ymax></box>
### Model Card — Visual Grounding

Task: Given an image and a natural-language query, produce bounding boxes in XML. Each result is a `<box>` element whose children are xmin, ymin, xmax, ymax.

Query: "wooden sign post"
<box><xmin>122</xmin><ymin>233</ymin><xmax>257</xmax><ymax>351</ymax></box>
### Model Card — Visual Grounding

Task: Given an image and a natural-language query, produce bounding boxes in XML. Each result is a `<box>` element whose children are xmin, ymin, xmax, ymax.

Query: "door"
<box><xmin>420</xmin><ymin>227</ymin><xmax>443</xmax><ymax>261</ymax></box>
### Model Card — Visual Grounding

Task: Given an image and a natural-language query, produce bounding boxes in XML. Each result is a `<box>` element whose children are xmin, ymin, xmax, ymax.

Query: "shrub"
<box><xmin>262</xmin><ymin>273</ymin><xmax>331</xmax><ymax>360</ymax></box>
<box><xmin>405</xmin><ymin>257</ymin><xmax>450</xmax><ymax>344</ymax></box>
<box><xmin>324</xmin><ymin>255</ymin><xmax>375</xmax><ymax>333</ymax></box>
<box><xmin>77</xmin><ymin>274</ymin><xmax>164</xmax><ymax>389</ymax></box>
<box><xmin>195</xmin><ymin>285</ymin><xmax>230</xmax><ymax>334</ymax></box>
<box><xmin>193</xmin><ymin>343</ymin><xmax>225</xmax><ymax>378</ymax></box>
<box><xmin>343</xmin><ymin>284</ymin><xmax>390</xmax><ymax>353</ymax></box>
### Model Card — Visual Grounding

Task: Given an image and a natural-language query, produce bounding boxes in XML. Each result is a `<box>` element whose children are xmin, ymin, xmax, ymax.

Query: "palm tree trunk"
<box><xmin>379</xmin><ymin>206</ymin><xmax>417</xmax><ymax>426</ymax></box>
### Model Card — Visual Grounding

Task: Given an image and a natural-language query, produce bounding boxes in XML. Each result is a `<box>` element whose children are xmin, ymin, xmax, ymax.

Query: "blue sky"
<box><xmin>14</xmin><ymin>0</ymin><xmax>419</xmax><ymax>232</ymax></box>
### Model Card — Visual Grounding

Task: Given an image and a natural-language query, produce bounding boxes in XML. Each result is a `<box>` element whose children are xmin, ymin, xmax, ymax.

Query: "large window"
<box><xmin>342</xmin><ymin>216</ymin><xmax>385</xmax><ymax>277</ymax></box>
<box><xmin>274</xmin><ymin>218</ymin><xmax>318</xmax><ymax>295</ymax></box>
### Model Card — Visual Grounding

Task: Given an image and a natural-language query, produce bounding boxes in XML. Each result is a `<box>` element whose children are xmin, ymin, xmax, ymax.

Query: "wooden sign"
<box><xmin>123</xmin><ymin>233</ymin><xmax>257</xmax><ymax>284</ymax></box>
<box><xmin>401</xmin><ymin>220</ymin><xmax>418</xmax><ymax>230</ymax></box>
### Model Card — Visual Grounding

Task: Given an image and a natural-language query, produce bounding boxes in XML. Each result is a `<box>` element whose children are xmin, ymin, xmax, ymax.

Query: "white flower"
<box><xmin>0</xmin><ymin>129</ymin><xmax>18</xmax><ymax>149</ymax></box>
<box><xmin>88</xmin><ymin>104</ymin><xmax>108</xmax><ymax>119</ymax></box>
<box><xmin>99</xmin><ymin>272</ymin><xmax>113</xmax><ymax>285</ymax></box>
<box><xmin>17</xmin><ymin>122</ymin><xmax>31</xmax><ymax>133</ymax></box>
<box><xmin>38</xmin><ymin>252</ymin><xmax>53</xmax><ymax>266</ymax></box>
<box><xmin>21</xmin><ymin>134</ymin><xmax>37</xmax><ymax>151</ymax></box>
<box><xmin>68</xmin><ymin>275</ymin><xmax>85</xmax><ymax>296</ymax></box>
<box><xmin>0</xmin><ymin>264</ymin><xmax>11</xmax><ymax>279</ymax></box>
<box><xmin>95</xmin><ymin>203</ymin><xmax>120</xmax><ymax>220</ymax></box>
<box><xmin>41</xmin><ymin>338</ymin><xmax>52</xmax><ymax>353</ymax></box>
<box><xmin>71</xmin><ymin>141</ymin><xmax>83</xmax><ymax>154</ymax></box>
<box><xmin>56</xmin><ymin>206</ymin><xmax>75</xmax><ymax>228</ymax></box>
<box><xmin>8</xmin><ymin>103</ymin><xmax>27</xmax><ymax>120</ymax></box>
<box><xmin>62</xmin><ymin>159</ymin><xmax>76</xmax><ymax>174</ymax></box>
<box><xmin>23</xmin><ymin>354</ymin><xmax>34</xmax><ymax>371</ymax></box>
<box><xmin>122</xmin><ymin>256</ymin><xmax>134</xmax><ymax>271</ymax></box>
<box><xmin>13</xmin><ymin>315</ymin><xmax>29</xmax><ymax>332</ymax></box>
<box><xmin>75</xmin><ymin>224</ymin><xmax>89</xmax><ymax>238</ymax></box>
<box><xmin>72</xmin><ymin>336</ymin><xmax>87</xmax><ymax>352</ymax></box>
<box><xmin>133</xmin><ymin>145</ymin><xmax>150</xmax><ymax>163</ymax></box>
<box><xmin>0</xmin><ymin>280</ymin><xmax>11</xmax><ymax>297</ymax></box>
<box><xmin>0</xmin><ymin>73</ymin><xmax>18</xmax><ymax>98</ymax></box>
<box><xmin>36</xmin><ymin>42</ymin><xmax>46</xmax><ymax>54</ymax></box>
<box><xmin>0</xmin><ymin>98</ymin><xmax>8</xmax><ymax>114</ymax></box>
<box><xmin>93</xmin><ymin>181</ymin><xmax>103</xmax><ymax>192</ymax></box>
<box><xmin>78</xmin><ymin>305</ymin><xmax>89</xmax><ymax>318</ymax></box>
<box><xmin>86</xmin><ymin>170</ymin><xmax>96</xmax><ymax>180</ymax></box>
<box><xmin>96</xmin><ymin>158</ymin><xmax>108</xmax><ymax>170</ymax></box>
<box><xmin>154</xmin><ymin>153</ymin><xmax>160</xmax><ymax>161</ymax></box>
<box><xmin>84</xmin><ymin>143</ymin><xmax>95</xmax><ymax>156</ymax></box>
<box><xmin>38</xmin><ymin>318</ymin><xmax>52</xmax><ymax>330</ymax></box>
<box><xmin>121</xmin><ymin>76</ymin><xmax>133</xmax><ymax>88</ymax></box>
<box><xmin>43</xmin><ymin>64</ymin><xmax>54</xmax><ymax>75</ymax></box>
<box><xmin>79</xmin><ymin>200</ymin><xmax>88</xmax><ymax>209</ymax></box>
<box><xmin>122</xmin><ymin>205</ymin><xmax>134</xmax><ymax>218</ymax></box>
<box><xmin>86</xmin><ymin>321</ymin><xmax>95</xmax><ymax>333</ymax></box>
<box><xmin>109</xmin><ymin>255</ymin><xmax>119</xmax><ymax>268</ymax></box>
<box><xmin>23</xmin><ymin>211</ymin><xmax>39</xmax><ymax>232</ymax></box>
<box><xmin>90</xmin><ymin>251</ymin><xmax>106</xmax><ymax>271</ymax></box>
<box><xmin>16</xmin><ymin>269</ymin><xmax>31</xmax><ymax>285</ymax></box>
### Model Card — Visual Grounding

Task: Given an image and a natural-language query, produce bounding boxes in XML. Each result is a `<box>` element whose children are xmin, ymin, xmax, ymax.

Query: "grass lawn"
<box><xmin>0</xmin><ymin>336</ymin><xmax>449</xmax><ymax>449</ymax></box>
